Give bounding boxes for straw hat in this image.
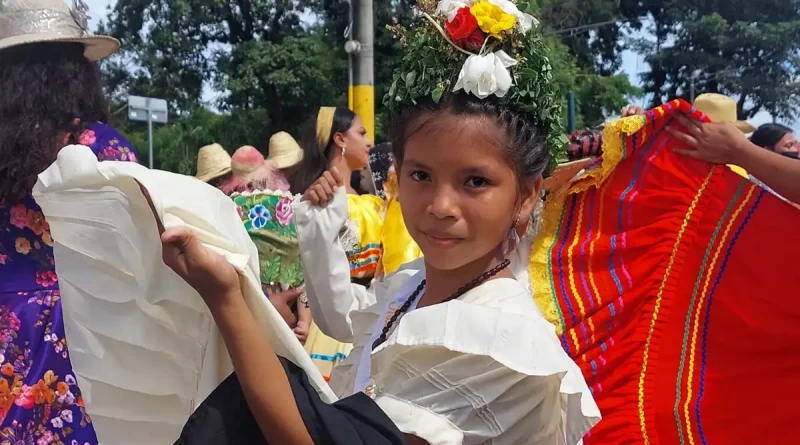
[231,145,265,177]
[196,143,232,183]
[0,0,120,61]
[268,132,304,170]
[693,93,756,133]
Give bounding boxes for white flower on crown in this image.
[436,0,471,21]
[453,50,518,99]
[435,0,538,33]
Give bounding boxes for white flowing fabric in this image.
[32,145,335,445]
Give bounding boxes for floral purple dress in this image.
[0,123,138,445]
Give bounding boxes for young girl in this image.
[164,1,598,443]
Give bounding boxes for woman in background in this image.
[291,107,421,382]
[0,1,137,441]
[749,123,798,158]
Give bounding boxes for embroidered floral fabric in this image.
[231,190,304,288]
[0,122,138,445]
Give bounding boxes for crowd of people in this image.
[0,0,798,444]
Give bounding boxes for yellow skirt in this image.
[304,322,353,382]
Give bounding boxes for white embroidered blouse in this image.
[293,189,601,445]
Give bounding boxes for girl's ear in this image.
[332,131,346,150]
[516,176,543,234]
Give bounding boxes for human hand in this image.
[302,167,345,206]
[666,114,751,165]
[161,227,242,310]
[621,105,645,117]
[267,287,304,328]
[294,320,310,345]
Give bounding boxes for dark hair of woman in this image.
[749,123,793,151]
[389,93,549,187]
[0,42,109,205]
[290,107,357,195]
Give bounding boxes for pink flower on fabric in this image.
[35,270,58,287]
[38,430,56,445]
[99,147,120,161]
[0,254,7,265]
[15,385,34,409]
[9,204,28,229]
[78,130,97,146]
[276,198,294,226]
[129,151,138,163]
[7,313,20,331]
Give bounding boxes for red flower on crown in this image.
[446,7,485,49]
[459,28,487,50]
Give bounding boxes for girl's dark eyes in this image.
[465,176,490,188]
[408,172,490,188]
[409,171,430,181]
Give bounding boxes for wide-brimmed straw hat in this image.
[231,145,265,177]
[196,143,232,183]
[693,93,756,134]
[268,132,304,170]
[0,0,120,61]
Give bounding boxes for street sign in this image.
[127,96,169,168]
[128,96,168,124]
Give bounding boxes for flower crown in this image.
[384,0,566,169]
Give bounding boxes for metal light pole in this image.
[128,96,169,168]
[349,0,375,142]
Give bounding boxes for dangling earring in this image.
[525,198,545,239]
[502,215,521,256]
[341,144,347,158]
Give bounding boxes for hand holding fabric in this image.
[161,227,243,309]
[620,104,645,117]
[667,113,750,165]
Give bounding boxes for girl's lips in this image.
[424,233,463,248]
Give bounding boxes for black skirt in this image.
[175,357,406,445]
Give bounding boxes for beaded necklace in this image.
[371,258,512,351]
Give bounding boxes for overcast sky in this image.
[84,0,793,132]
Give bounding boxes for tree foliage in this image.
[635,0,800,120]
[96,0,648,172]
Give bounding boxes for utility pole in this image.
[350,0,375,142]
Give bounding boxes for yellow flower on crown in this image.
[470,0,517,39]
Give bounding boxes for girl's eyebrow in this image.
[403,159,431,170]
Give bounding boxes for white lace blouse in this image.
[294,189,600,445]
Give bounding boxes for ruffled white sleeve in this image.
[293,188,375,343]
[32,145,336,445]
[370,282,600,445]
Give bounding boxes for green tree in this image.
[99,0,309,114]
[217,32,345,133]
[522,0,643,126]
[636,0,800,120]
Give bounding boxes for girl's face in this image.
[398,113,541,272]
[338,116,372,170]
[774,132,798,155]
